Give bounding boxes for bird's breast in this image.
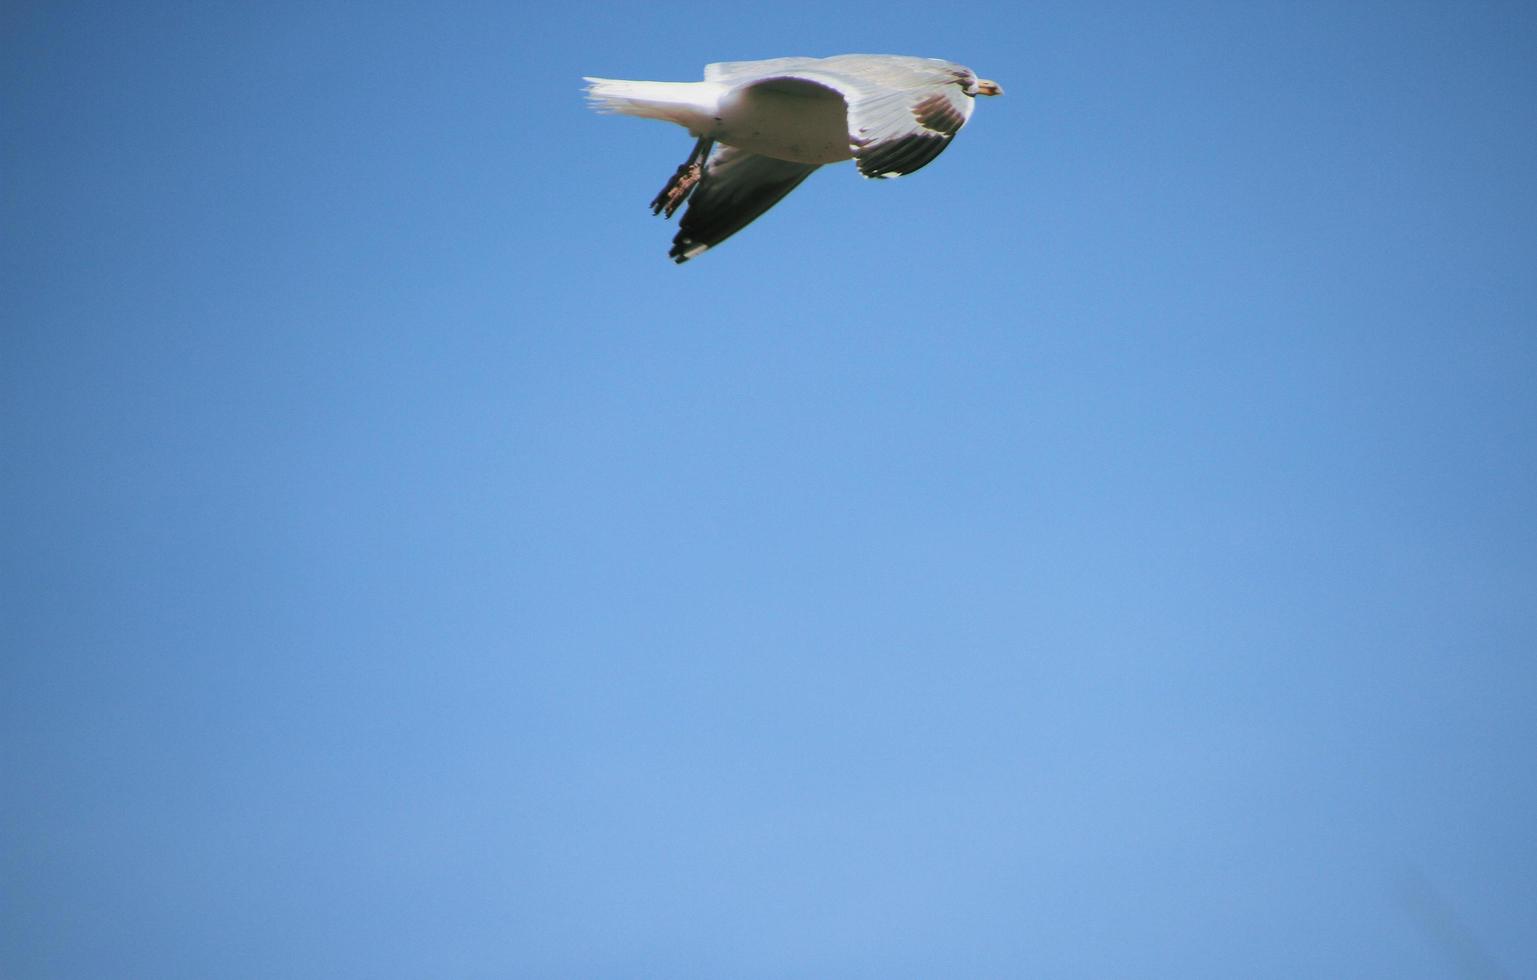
[708,81,854,165]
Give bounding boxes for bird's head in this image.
[972,78,1003,97]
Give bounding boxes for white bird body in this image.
[585,78,856,164]
[584,55,1002,262]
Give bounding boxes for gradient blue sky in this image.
[4,2,1536,976]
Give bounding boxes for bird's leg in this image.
[650,136,713,218]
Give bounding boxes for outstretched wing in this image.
[706,54,977,179]
[669,146,819,263]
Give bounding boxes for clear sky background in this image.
[4,2,1536,976]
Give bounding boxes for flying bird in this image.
[584,55,1003,263]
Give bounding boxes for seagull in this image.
[584,55,1002,263]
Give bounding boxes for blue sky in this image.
[4,1,1535,976]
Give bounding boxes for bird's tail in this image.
[582,77,714,127]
